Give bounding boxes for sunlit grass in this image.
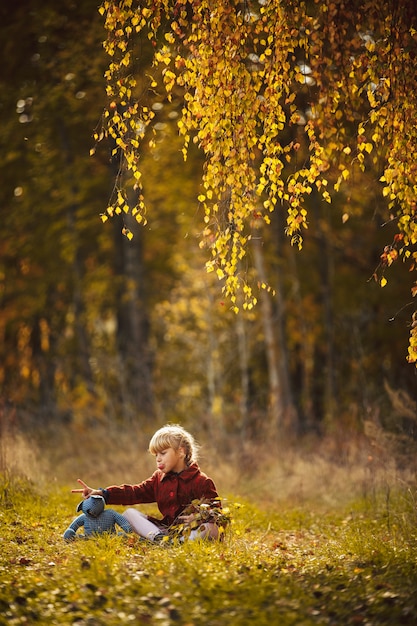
[1,474,417,625]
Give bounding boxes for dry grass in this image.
[2,414,416,513]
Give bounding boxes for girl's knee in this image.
[123,508,135,516]
[122,509,161,539]
[123,508,140,522]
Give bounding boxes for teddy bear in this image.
[63,494,132,540]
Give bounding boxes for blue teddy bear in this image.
[63,495,132,540]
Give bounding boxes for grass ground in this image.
[1,472,417,626]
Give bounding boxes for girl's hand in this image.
[71,478,101,499]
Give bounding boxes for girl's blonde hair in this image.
[148,424,199,465]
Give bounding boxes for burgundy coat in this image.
[103,462,218,527]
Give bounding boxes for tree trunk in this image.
[316,202,336,427]
[288,246,316,432]
[112,211,155,422]
[59,122,95,393]
[30,313,57,420]
[235,308,250,439]
[252,233,297,437]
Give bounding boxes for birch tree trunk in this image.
[252,233,298,437]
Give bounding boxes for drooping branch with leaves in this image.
[96,0,417,364]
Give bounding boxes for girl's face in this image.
[155,447,186,474]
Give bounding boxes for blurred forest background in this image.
[0,0,416,491]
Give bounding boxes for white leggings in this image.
[123,508,219,542]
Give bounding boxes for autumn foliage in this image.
[96,0,417,364]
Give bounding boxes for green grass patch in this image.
[1,475,417,625]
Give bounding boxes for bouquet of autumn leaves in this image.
[168,498,231,541]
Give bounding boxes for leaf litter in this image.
[1,478,417,625]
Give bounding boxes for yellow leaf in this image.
[122,227,133,240]
[216,268,225,280]
[380,277,387,287]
